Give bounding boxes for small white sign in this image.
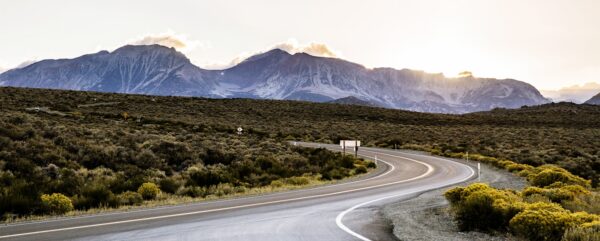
[340,140,361,147]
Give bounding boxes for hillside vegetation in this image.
[0,87,372,219]
[0,87,598,219]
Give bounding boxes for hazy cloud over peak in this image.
[129,31,208,53]
[273,39,340,58]
[16,60,37,69]
[201,39,340,70]
[541,82,600,103]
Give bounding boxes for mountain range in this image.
[0,44,550,113]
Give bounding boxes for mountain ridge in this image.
[0,44,550,113]
[328,96,381,107]
[585,92,600,105]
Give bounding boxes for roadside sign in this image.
[340,140,361,157]
[340,140,360,147]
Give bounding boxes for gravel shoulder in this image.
[382,160,527,241]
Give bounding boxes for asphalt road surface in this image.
[0,143,476,241]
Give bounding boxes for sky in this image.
[1,0,599,92]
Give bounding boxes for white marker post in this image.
[477,163,481,182]
[466,151,469,163]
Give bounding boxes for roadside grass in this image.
[3,165,377,224]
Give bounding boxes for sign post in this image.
[340,140,361,157]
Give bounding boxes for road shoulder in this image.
[382,161,527,241]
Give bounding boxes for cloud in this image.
[200,39,341,70]
[0,59,38,73]
[560,82,600,91]
[128,31,209,53]
[273,39,340,58]
[541,82,600,103]
[200,54,253,70]
[16,60,37,69]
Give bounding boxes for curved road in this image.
[0,143,476,241]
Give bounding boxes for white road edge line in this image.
[335,149,476,241]
[0,151,398,239]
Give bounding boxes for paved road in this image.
[0,143,476,241]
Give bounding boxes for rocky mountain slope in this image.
[0,45,217,96]
[584,92,600,105]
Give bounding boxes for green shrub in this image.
[458,189,522,230]
[523,193,553,204]
[286,176,310,186]
[522,186,545,197]
[497,160,515,169]
[366,161,376,168]
[180,186,205,198]
[270,180,284,188]
[355,165,368,174]
[73,184,117,209]
[159,177,180,194]
[445,187,466,204]
[525,202,570,213]
[509,204,575,241]
[556,185,591,196]
[445,183,523,231]
[40,193,73,214]
[214,183,234,196]
[444,183,491,205]
[518,168,536,178]
[137,182,160,200]
[562,192,600,214]
[529,166,590,188]
[233,185,246,193]
[506,163,534,173]
[117,191,143,206]
[522,186,581,203]
[562,222,600,241]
